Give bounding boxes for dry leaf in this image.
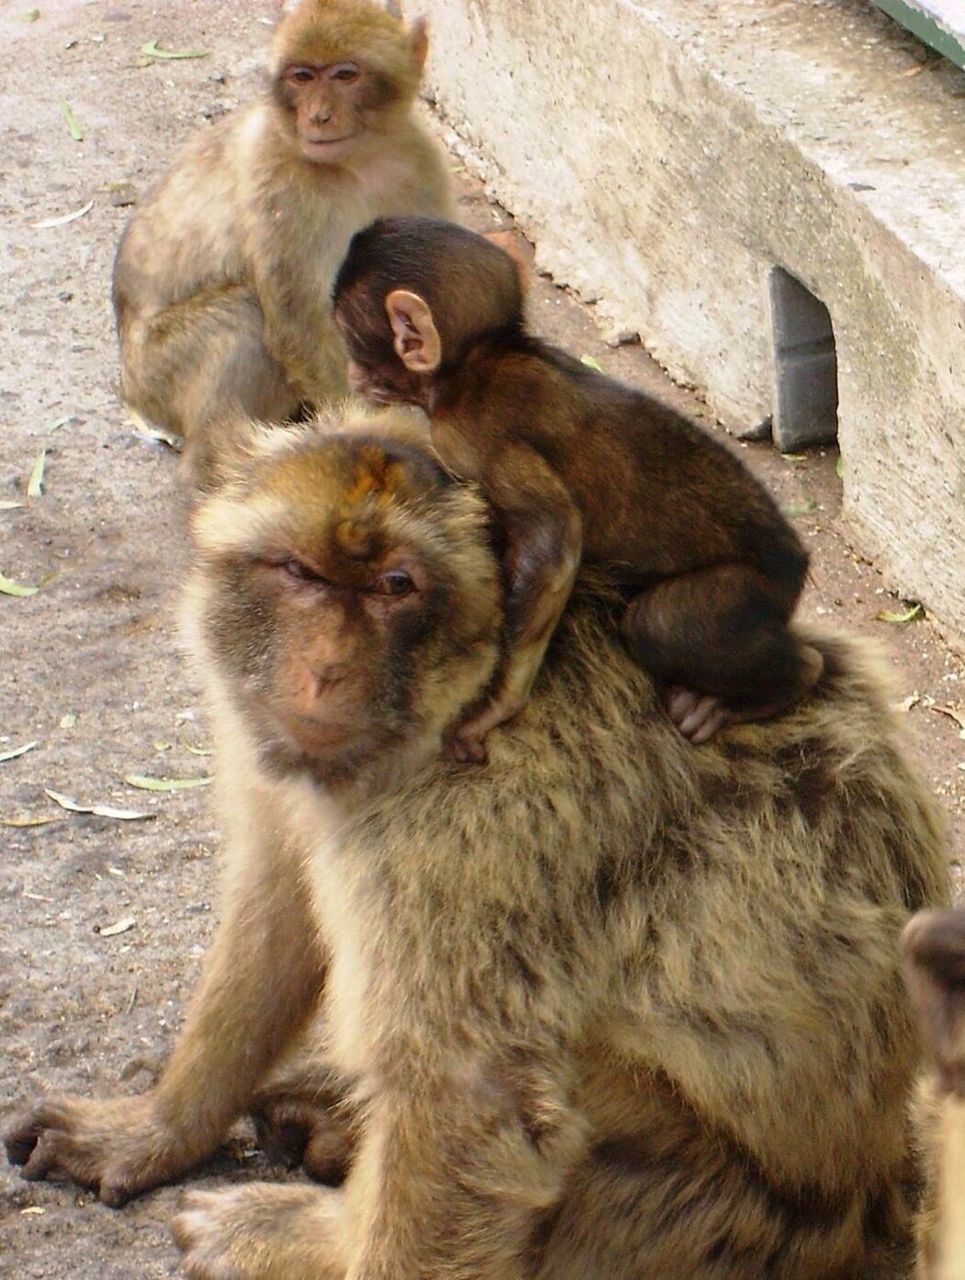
[0,572,39,597]
[32,199,93,229]
[0,501,25,510]
[876,603,922,625]
[59,712,77,728]
[20,1207,45,1216]
[26,448,47,497]
[0,741,39,763]
[20,9,41,21]
[0,815,60,827]
[96,916,136,937]
[893,693,921,713]
[48,414,78,432]
[140,39,209,59]
[932,705,965,734]
[124,773,211,792]
[579,355,604,373]
[44,788,155,821]
[61,101,83,142]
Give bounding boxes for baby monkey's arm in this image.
[450,441,582,763]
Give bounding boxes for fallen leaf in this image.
[0,741,39,763]
[782,499,818,518]
[0,501,24,511]
[31,199,93,230]
[95,915,136,938]
[0,815,60,828]
[59,712,77,729]
[153,740,173,752]
[835,455,844,479]
[20,1207,45,1216]
[932,705,965,733]
[182,740,212,757]
[140,38,209,59]
[0,572,39,597]
[44,788,156,820]
[901,64,925,77]
[20,9,41,21]
[124,773,211,792]
[876,603,923,625]
[781,453,806,463]
[26,448,47,497]
[61,101,83,142]
[579,355,604,373]
[23,890,54,900]
[48,414,78,432]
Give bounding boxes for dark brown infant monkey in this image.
[333,216,822,760]
[113,0,452,488]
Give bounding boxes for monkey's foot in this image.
[251,1089,355,1184]
[4,1092,196,1206]
[447,693,528,765]
[173,1183,346,1280]
[665,687,733,745]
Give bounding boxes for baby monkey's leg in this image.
[622,564,823,744]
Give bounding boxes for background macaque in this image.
[113,0,452,487]
[333,215,822,760]
[903,908,965,1280]
[6,403,949,1279]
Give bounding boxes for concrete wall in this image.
[411,0,965,642]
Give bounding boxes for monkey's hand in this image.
[172,1183,347,1280]
[902,908,965,1096]
[4,1092,198,1206]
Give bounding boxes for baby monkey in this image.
[333,216,822,759]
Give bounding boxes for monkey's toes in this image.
[665,687,730,744]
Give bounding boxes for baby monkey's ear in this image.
[483,230,532,297]
[385,290,442,373]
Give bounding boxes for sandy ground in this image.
[1,1,963,1275]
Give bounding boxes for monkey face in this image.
[188,418,502,784]
[274,61,405,164]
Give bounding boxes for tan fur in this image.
[112,0,452,488]
[6,406,950,1278]
[903,910,965,1279]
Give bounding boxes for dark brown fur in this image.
[333,216,823,758]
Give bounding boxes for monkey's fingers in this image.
[446,729,488,766]
[252,1095,352,1183]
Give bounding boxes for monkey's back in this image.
[308,596,946,1277]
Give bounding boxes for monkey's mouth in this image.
[301,135,358,159]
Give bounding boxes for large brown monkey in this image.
[903,909,965,1279]
[333,216,823,760]
[5,404,950,1279]
[112,0,452,487]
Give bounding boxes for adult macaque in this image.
[903,909,965,1280]
[6,405,949,1279]
[113,0,452,487]
[333,215,822,760]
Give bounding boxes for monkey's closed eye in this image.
[331,63,361,83]
[287,66,316,84]
[372,569,415,597]
[281,558,326,584]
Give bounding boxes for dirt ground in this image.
[1,1,963,1275]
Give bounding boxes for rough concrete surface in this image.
[411,0,965,642]
[0,2,964,1277]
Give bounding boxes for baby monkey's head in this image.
[333,215,527,408]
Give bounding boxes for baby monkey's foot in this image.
[665,687,733,745]
[447,692,528,765]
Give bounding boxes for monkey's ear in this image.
[385,289,441,373]
[408,17,429,70]
[484,230,531,297]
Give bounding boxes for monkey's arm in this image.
[5,774,326,1205]
[450,440,583,761]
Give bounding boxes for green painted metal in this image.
[873,0,965,71]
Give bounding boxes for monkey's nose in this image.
[303,663,349,700]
